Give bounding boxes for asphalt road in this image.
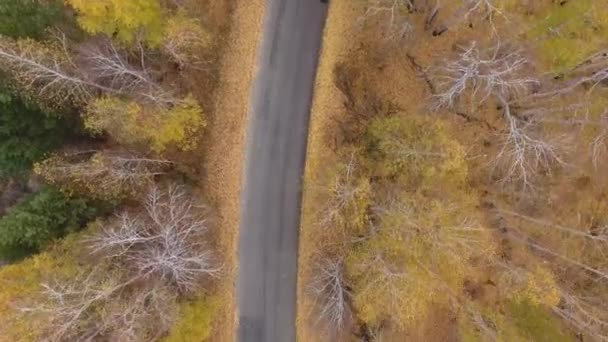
[236,0,328,341]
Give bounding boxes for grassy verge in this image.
[197,0,264,340]
[296,1,362,341]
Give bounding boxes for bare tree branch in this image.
[360,0,414,40]
[89,185,222,293]
[310,258,351,331]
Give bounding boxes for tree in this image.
[35,150,173,199]
[88,185,221,293]
[0,233,83,341]
[65,0,166,46]
[0,88,71,177]
[163,15,211,69]
[432,42,567,191]
[0,187,103,260]
[24,185,220,341]
[364,115,468,191]
[0,0,64,39]
[84,95,205,152]
[31,271,176,342]
[0,36,206,153]
[310,257,351,331]
[314,115,496,330]
[0,36,93,107]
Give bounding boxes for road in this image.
[236,0,328,341]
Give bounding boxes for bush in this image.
[0,187,104,260]
[0,89,71,177]
[0,0,64,39]
[507,299,574,342]
[162,295,220,342]
[364,115,468,192]
[85,95,205,153]
[528,0,608,72]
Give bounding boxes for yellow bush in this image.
[85,95,205,153]
[162,295,220,342]
[364,115,468,192]
[527,0,608,73]
[164,14,211,67]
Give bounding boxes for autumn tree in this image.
[0,36,93,107]
[25,185,219,341]
[35,150,173,199]
[163,14,211,69]
[66,0,166,46]
[84,95,205,152]
[432,42,569,191]
[0,36,206,153]
[312,115,496,330]
[310,257,351,331]
[0,233,84,341]
[361,0,414,39]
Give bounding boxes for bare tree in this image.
[89,185,221,293]
[0,35,177,109]
[101,282,176,341]
[79,39,176,107]
[310,258,351,331]
[23,185,218,341]
[432,42,538,109]
[360,0,415,39]
[432,43,570,191]
[553,291,608,342]
[25,271,175,342]
[319,154,365,227]
[492,100,567,192]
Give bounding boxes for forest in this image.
[299,0,608,341]
[0,0,260,340]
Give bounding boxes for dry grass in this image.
[194,0,264,341]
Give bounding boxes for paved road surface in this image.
[236,0,328,341]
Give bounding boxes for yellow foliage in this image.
[0,233,83,341]
[344,115,494,329]
[84,95,205,153]
[162,295,220,342]
[164,14,211,67]
[499,264,561,308]
[518,266,561,307]
[66,0,165,46]
[364,115,469,192]
[526,0,608,72]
